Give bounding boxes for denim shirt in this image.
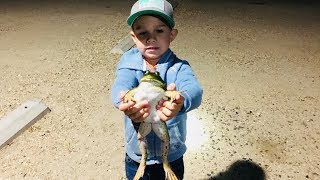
[111,48,203,164]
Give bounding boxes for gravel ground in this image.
[0,0,319,179]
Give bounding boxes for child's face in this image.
[130,15,178,63]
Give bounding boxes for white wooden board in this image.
[110,34,135,54]
[0,99,50,149]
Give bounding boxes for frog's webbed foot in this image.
[164,90,183,103]
[133,166,145,180]
[123,88,137,103]
[163,163,178,180]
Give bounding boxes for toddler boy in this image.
[111,0,203,179]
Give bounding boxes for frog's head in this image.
[140,71,166,89]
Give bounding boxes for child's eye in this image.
[156,29,164,33]
[139,31,147,36]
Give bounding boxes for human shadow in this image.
[207,159,266,180]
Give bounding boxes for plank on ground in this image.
[0,99,50,150]
[110,34,135,54]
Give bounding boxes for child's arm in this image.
[157,62,203,121]
[175,64,203,113]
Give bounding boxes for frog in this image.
[123,71,181,180]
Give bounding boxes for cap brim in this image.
[127,10,174,28]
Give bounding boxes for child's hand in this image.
[118,91,150,123]
[157,83,184,122]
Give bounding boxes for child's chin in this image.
[145,49,159,54]
[144,53,161,60]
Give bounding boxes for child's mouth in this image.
[146,46,159,51]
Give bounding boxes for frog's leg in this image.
[133,122,152,180]
[152,122,178,180]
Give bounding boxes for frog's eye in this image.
[155,71,160,76]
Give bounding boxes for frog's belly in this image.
[134,83,164,123]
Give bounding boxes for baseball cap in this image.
[127,0,175,28]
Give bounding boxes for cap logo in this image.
[139,0,165,10]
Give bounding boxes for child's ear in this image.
[130,31,137,43]
[170,29,178,42]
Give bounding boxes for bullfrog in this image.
[123,71,181,180]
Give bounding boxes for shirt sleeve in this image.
[175,62,203,114]
[111,68,138,108]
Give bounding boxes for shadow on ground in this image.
[207,159,266,180]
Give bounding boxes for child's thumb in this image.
[167,83,176,91]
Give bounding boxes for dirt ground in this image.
[0,0,319,179]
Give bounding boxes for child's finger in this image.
[129,108,148,122]
[157,99,165,107]
[174,94,184,104]
[160,106,175,117]
[162,101,175,111]
[119,91,127,99]
[126,100,150,122]
[132,108,150,123]
[119,101,135,111]
[167,83,176,91]
[127,100,148,114]
[157,109,170,122]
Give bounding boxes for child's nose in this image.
[146,34,156,43]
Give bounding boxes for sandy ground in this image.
[0,0,319,179]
